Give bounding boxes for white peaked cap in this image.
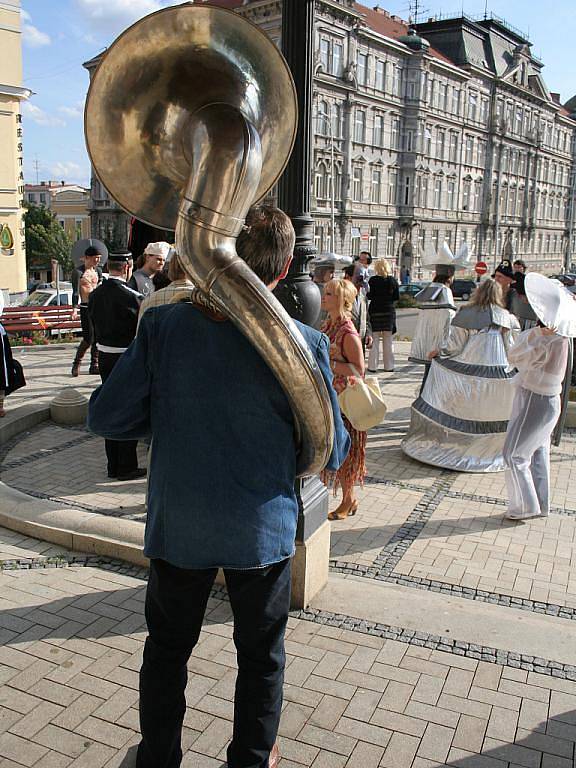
[453,241,474,269]
[422,241,472,270]
[525,273,576,338]
[144,241,171,258]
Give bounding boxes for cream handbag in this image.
[337,365,387,431]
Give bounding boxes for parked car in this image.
[18,283,74,307]
[452,279,476,301]
[549,274,576,287]
[398,282,426,299]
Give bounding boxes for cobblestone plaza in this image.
[0,343,575,766]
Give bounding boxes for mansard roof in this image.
[354,4,455,66]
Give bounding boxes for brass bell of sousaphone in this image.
[84,3,334,476]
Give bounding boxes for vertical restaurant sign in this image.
[17,112,25,254]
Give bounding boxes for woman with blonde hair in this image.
[320,278,366,519]
[402,277,520,472]
[367,259,399,372]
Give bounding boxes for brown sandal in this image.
[328,500,358,521]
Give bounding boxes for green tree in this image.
[24,204,74,277]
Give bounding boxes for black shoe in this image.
[117,468,147,481]
[367,369,377,373]
[107,471,118,479]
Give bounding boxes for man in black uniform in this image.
[88,252,146,481]
[71,245,104,376]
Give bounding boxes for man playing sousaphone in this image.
[85,6,350,765]
[88,206,349,767]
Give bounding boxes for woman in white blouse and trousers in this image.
[503,274,576,520]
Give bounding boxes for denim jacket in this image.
[88,303,350,569]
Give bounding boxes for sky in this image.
[19,0,576,189]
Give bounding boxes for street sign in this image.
[475,261,488,276]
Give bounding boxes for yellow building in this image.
[0,0,30,299]
[51,186,91,242]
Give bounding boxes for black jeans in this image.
[99,351,139,477]
[137,557,291,768]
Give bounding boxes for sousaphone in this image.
[84,3,334,476]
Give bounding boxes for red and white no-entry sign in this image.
[475,261,488,276]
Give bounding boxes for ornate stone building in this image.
[83,0,576,275]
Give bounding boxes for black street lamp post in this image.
[275,0,320,328]
[275,0,330,592]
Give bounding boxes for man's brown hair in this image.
[236,206,295,285]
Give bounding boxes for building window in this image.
[439,82,447,111]
[451,88,461,115]
[357,52,368,86]
[477,140,486,168]
[388,169,398,204]
[462,179,471,211]
[386,226,395,255]
[449,132,458,163]
[59,219,65,228]
[332,41,343,76]
[353,166,363,201]
[371,168,382,203]
[320,38,330,72]
[432,228,439,251]
[370,227,379,255]
[468,91,477,121]
[403,174,412,205]
[423,125,432,157]
[447,179,456,209]
[407,75,418,100]
[373,114,384,147]
[28,193,36,203]
[418,175,429,208]
[316,100,329,135]
[391,117,400,149]
[39,193,46,204]
[515,106,523,135]
[474,181,482,212]
[375,59,385,91]
[480,98,489,124]
[354,110,366,143]
[436,129,446,160]
[75,219,82,239]
[393,65,402,97]
[315,163,328,200]
[332,102,343,138]
[404,129,414,152]
[433,176,443,209]
[465,135,474,165]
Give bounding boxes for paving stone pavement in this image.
[2,344,576,765]
[0,527,575,768]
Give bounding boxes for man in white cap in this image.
[128,242,170,298]
[137,247,195,328]
[503,274,576,520]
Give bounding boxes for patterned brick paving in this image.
[0,528,574,768]
[2,346,576,765]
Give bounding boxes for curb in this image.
[0,403,51,447]
[0,482,147,568]
[0,404,148,568]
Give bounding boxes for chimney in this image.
[551,92,561,105]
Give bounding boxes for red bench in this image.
[1,305,82,336]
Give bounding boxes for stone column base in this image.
[215,519,331,610]
[291,519,330,609]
